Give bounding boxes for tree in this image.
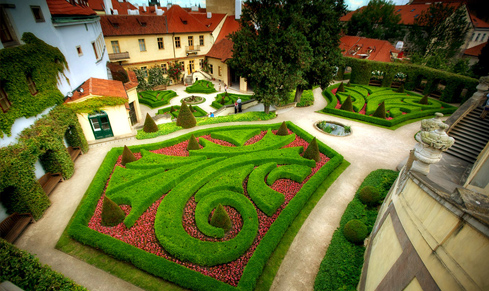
[472,42,489,77]
[346,0,402,41]
[132,68,151,91]
[147,66,170,89]
[229,0,313,114]
[407,3,470,64]
[294,0,346,103]
[176,102,196,128]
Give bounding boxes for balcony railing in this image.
[186,45,200,53]
[108,51,130,61]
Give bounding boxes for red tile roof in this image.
[165,5,212,33]
[207,38,234,62]
[124,70,138,90]
[47,0,96,16]
[340,36,399,62]
[469,13,489,28]
[216,16,240,43]
[464,42,487,56]
[64,78,128,103]
[190,13,227,32]
[87,0,137,14]
[100,15,168,36]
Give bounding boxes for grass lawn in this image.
[138,90,178,108]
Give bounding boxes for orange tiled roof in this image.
[64,78,128,103]
[207,38,234,62]
[216,16,240,43]
[165,5,212,33]
[340,36,399,62]
[469,13,489,28]
[47,0,96,16]
[124,70,138,90]
[87,0,137,14]
[100,15,168,36]
[190,13,227,32]
[464,42,487,56]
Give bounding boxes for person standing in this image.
[225,84,228,93]
[237,97,242,112]
[234,101,238,114]
[481,93,489,120]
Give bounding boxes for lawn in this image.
[63,122,345,291]
[211,93,254,109]
[281,89,314,107]
[138,90,178,108]
[321,83,457,127]
[157,105,207,118]
[185,80,217,94]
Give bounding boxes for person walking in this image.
[237,97,242,112]
[481,93,489,120]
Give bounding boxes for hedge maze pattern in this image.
[138,90,177,108]
[68,123,343,291]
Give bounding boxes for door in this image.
[189,60,194,74]
[129,102,137,125]
[89,111,113,139]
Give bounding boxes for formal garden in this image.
[138,90,178,108]
[157,105,208,118]
[211,93,254,109]
[60,122,345,291]
[186,80,217,94]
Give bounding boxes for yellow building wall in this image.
[77,104,132,143]
[126,87,141,123]
[207,57,229,85]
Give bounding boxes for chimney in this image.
[143,4,146,12]
[207,12,212,19]
[235,0,241,19]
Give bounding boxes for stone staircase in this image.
[446,106,489,164]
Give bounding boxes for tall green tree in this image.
[346,0,402,41]
[294,0,346,102]
[407,3,470,65]
[229,0,313,113]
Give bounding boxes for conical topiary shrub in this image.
[303,137,321,162]
[419,94,429,105]
[337,82,345,92]
[187,134,200,150]
[358,186,381,207]
[346,81,351,87]
[397,84,405,93]
[121,145,137,166]
[176,101,197,129]
[143,113,158,133]
[188,104,195,112]
[170,106,175,112]
[343,219,368,244]
[373,101,386,119]
[210,204,232,232]
[221,96,225,105]
[276,122,289,136]
[101,196,125,226]
[340,95,353,112]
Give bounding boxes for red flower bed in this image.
[88,131,329,286]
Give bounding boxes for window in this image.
[209,64,213,74]
[475,33,481,41]
[111,41,120,53]
[218,66,222,76]
[141,66,148,78]
[482,34,487,42]
[199,59,204,69]
[0,86,11,112]
[26,75,37,95]
[188,36,193,46]
[91,33,105,61]
[92,42,98,59]
[199,35,204,46]
[161,63,167,74]
[139,39,146,51]
[157,37,164,49]
[76,46,83,56]
[0,7,18,47]
[175,36,181,48]
[30,6,45,22]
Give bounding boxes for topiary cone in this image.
[210,204,232,232]
[419,94,429,105]
[337,82,345,92]
[397,84,405,93]
[343,219,368,244]
[346,81,351,87]
[303,137,321,162]
[340,95,354,112]
[187,134,200,150]
[101,196,125,226]
[373,101,386,119]
[121,145,137,166]
[176,101,196,128]
[276,122,289,136]
[143,113,158,133]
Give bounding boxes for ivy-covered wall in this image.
[0,33,68,138]
[339,58,478,103]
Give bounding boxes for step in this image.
[449,127,489,141]
[448,133,487,149]
[461,116,489,128]
[445,149,476,164]
[448,142,481,157]
[455,120,489,133]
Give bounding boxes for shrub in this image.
[358,186,381,207]
[143,113,158,133]
[303,137,320,162]
[210,204,232,232]
[187,134,200,150]
[176,102,196,129]
[276,121,288,136]
[337,82,345,92]
[346,81,351,87]
[397,84,405,93]
[101,196,125,226]
[343,219,368,244]
[372,101,386,119]
[121,145,137,166]
[419,94,429,104]
[340,95,354,112]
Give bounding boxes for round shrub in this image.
[101,196,125,226]
[343,219,368,244]
[358,186,381,206]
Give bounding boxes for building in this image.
[463,41,487,66]
[339,35,400,62]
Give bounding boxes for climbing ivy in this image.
[0,33,67,138]
[66,96,128,114]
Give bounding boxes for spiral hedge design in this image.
[67,122,344,291]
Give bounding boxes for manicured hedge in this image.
[157,105,207,118]
[211,93,254,109]
[247,162,285,216]
[314,169,398,291]
[211,129,261,146]
[185,80,217,94]
[0,239,87,291]
[267,164,312,185]
[67,122,344,291]
[138,90,177,108]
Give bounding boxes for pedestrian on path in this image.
[225,84,228,93]
[234,101,238,114]
[480,93,489,119]
[237,97,242,112]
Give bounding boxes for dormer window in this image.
[0,86,11,112]
[26,75,38,95]
[410,9,415,12]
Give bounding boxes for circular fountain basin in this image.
[315,121,352,137]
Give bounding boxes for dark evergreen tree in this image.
[101,196,125,226]
[472,42,489,77]
[187,134,200,150]
[373,101,386,119]
[276,122,289,136]
[303,137,321,162]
